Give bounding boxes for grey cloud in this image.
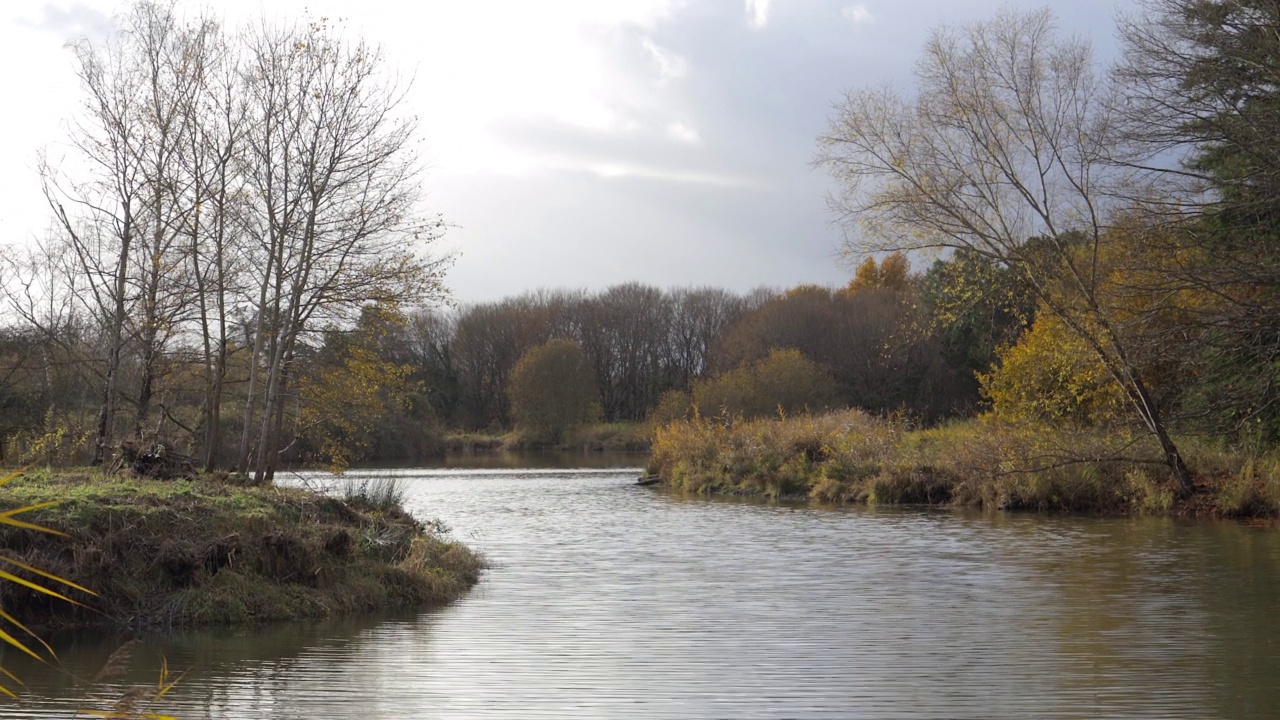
[440,0,1141,302]
[434,161,847,304]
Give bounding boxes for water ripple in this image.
[5,468,1279,719]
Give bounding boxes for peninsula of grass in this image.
[648,410,1280,518]
[0,470,483,630]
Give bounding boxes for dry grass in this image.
[649,409,1276,516]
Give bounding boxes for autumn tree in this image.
[451,296,560,429]
[694,348,839,419]
[296,303,427,469]
[980,313,1128,427]
[1115,0,1280,439]
[816,8,1196,494]
[711,284,964,417]
[507,339,600,444]
[846,252,910,294]
[237,18,447,482]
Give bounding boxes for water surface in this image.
[5,467,1279,719]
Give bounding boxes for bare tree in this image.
[668,287,746,388]
[237,18,447,482]
[41,1,215,464]
[816,8,1195,494]
[177,19,247,469]
[573,284,672,422]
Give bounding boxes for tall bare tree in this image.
[816,8,1195,493]
[41,1,216,463]
[237,19,446,482]
[177,19,247,469]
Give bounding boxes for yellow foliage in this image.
[300,345,418,470]
[979,312,1127,427]
[846,251,911,294]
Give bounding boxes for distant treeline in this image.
[407,257,1020,432]
[0,248,1031,468]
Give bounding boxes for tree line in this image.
[8,0,1275,487]
[0,251,1023,468]
[409,269,1001,436]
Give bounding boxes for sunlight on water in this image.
[5,468,1279,719]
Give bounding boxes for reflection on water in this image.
[5,468,1280,719]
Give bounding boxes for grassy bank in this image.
[0,470,484,629]
[649,410,1280,517]
[445,422,650,454]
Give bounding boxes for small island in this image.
[0,469,482,630]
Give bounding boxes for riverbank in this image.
[648,410,1280,518]
[445,422,650,454]
[0,470,484,629]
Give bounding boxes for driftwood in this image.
[636,475,662,487]
[116,441,198,480]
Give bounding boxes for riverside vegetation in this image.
[0,470,483,630]
[642,2,1280,518]
[648,410,1280,517]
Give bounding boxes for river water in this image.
[5,465,1280,719]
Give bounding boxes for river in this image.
[5,464,1280,719]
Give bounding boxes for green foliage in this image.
[1117,0,1280,444]
[507,339,601,444]
[693,348,839,419]
[921,249,1035,380]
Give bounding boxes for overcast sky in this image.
[0,0,1133,303]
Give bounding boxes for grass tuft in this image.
[340,475,407,514]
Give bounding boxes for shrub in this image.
[979,312,1127,427]
[693,348,839,419]
[507,339,601,443]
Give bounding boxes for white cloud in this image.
[573,161,754,187]
[843,4,874,24]
[642,38,687,84]
[745,0,770,29]
[665,121,700,144]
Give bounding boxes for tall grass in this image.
[340,475,407,514]
[649,409,1275,516]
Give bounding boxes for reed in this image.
[649,410,1280,517]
